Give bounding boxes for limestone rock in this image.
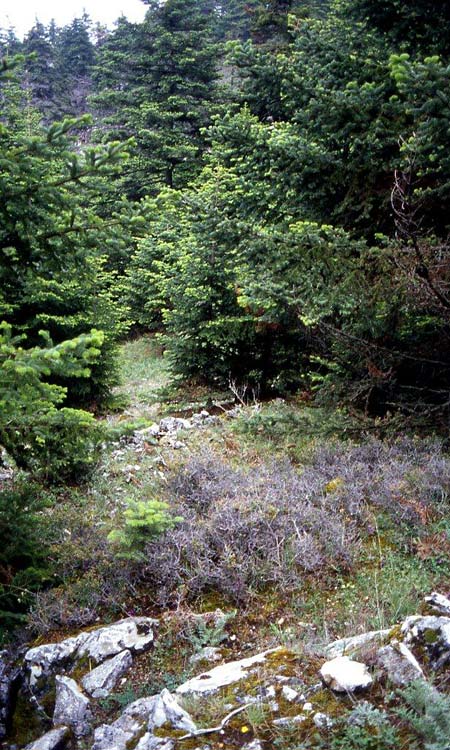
[281,685,299,702]
[81,649,133,698]
[273,715,306,727]
[137,424,161,438]
[24,727,70,750]
[176,648,281,696]
[313,712,334,729]
[25,634,86,681]
[189,647,222,666]
[376,641,424,686]
[147,688,197,733]
[78,617,157,662]
[401,615,450,667]
[25,617,157,680]
[136,738,175,750]
[324,629,390,659]
[424,592,450,616]
[401,615,450,647]
[92,696,155,750]
[159,417,191,433]
[53,676,91,737]
[242,741,263,750]
[320,656,373,692]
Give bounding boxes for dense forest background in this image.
[1,0,450,632]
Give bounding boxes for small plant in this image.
[397,680,450,750]
[184,610,236,652]
[108,498,183,561]
[326,704,399,750]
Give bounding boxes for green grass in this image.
[113,335,171,417]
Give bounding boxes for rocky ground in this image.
[2,592,450,749]
[2,337,450,749]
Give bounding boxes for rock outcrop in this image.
[4,594,450,749]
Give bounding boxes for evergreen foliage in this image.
[0,482,52,634]
[108,498,183,561]
[91,0,220,198]
[0,59,138,478]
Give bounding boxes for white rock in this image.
[273,715,306,727]
[136,738,175,750]
[281,686,299,702]
[324,630,390,659]
[159,417,191,433]
[320,656,373,692]
[176,648,281,696]
[242,741,263,750]
[424,592,450,616]
[189,647,222,666]
[302,702,313,712]
[137,424,161,438]
[78,617,157,662]
[313,712,334,729]
[25,634,87,676]
[401,615,450,649]
[53,676,91,737]
[147,689,196,733]
[376,641,424,686]
[24,727,70,750]
[81,649,133,698]
[92,697,155,750]
[25,618,157,678]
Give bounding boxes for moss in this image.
[7,691,47,747]
[423,628,440,644]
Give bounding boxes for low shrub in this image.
[140,436,450,607]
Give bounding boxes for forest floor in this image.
[12,335,450,748]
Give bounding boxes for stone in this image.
[137,424,161,438]
[273,715,306,727]
[136,738,175,750]
[159,417,191,433]
[53,676,91,737]
[281,685,299,702]
[81,649,133,698]
[376,641,424,686]
[313,712,334,729]
[25,617,157,679]
[176,648,281,696]
[75,617,157,662]
[401,615,450,666]
[25,634,86,680]
[24,727,70,750]
[92,696,155,750]
[147,689,197,733]
[424,592,450,616]
[189,647,223,666]
[242,741,263,750]
[320,656,373,692]
[324,630,390,659]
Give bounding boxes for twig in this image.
[177,704,248,741]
